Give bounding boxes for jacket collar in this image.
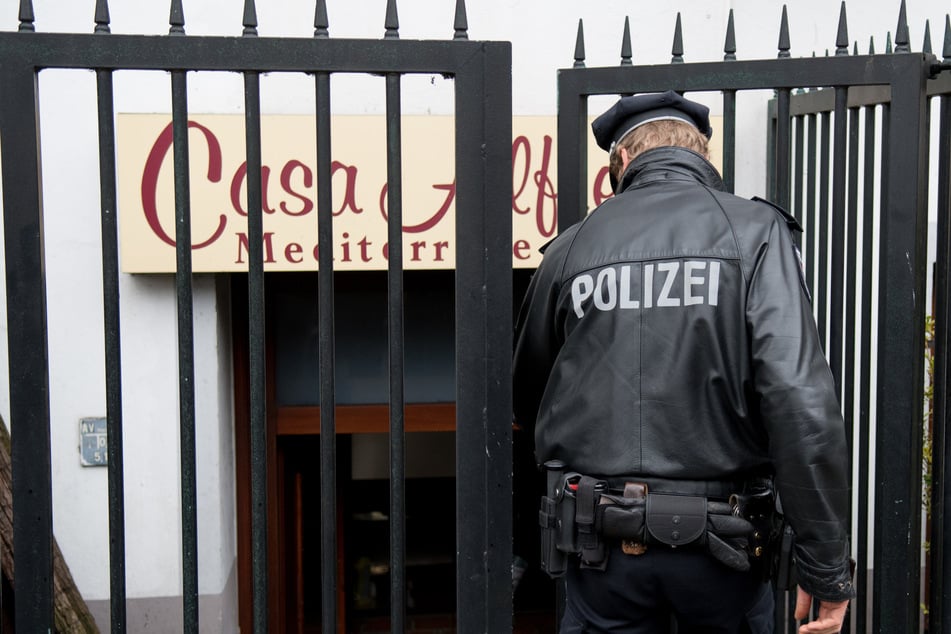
[616,146,725,194]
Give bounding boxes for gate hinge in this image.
[930,61,951,78]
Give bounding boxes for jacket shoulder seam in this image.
[700,185,750,285]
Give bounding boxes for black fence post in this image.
[0,62,54,634]
[872,52,930,633]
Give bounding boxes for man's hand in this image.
[795,587,849,634]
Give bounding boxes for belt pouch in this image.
[575,476,607,569]
[599,504,646,540]
[645,493,706,548]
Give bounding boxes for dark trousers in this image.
[561,545,773,634]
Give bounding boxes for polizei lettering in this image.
[571,260,721,318]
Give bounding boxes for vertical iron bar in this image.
[805,113,818,301]
[0,64,53,634]
[96,65,127,634]
[775,89,791,211]
[557,80,587,231]
[484,41,515,634]
[315,69,338,634]
[720,7,735,193]
[829,87,848,395]
[454,43,513,634]
[793,114,804,242]
[932,80,951,634]
[385,71,406,634]
[855,101,877,634]
[243,68,268,634]
[170,68,199,634]
[842,104,860,562]
[872,56,929,634]
[722,90,736,193]
[817,111,832,349]
[767,103,777,202]
[873,96,890,630]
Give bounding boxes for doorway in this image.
[233,269,554,632]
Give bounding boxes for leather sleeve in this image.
[746,216,855,602]
[512,240,567,434]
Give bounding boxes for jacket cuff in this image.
[794,555,855,602]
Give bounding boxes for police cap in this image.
[591,90,713,154]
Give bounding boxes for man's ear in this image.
[618,146,632,173]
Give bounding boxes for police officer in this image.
[513,91,853,633]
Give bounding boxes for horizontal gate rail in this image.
[0,1,512,632]
[0,33,499,73]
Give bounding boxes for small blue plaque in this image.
[80,417,108,467]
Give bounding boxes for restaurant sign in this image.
[117,114,720,272]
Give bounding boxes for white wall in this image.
[0,0,947,630]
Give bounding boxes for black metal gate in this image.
[0,0,512,632]
[557,4,950,633]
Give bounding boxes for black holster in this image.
[539,462,610,575]
[538,460,576,576]
[730,484,787,582]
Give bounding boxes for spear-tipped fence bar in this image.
[169,68,200,634]
[385,70,407,634]
[314,0,329,37]
[0,2,511,632]
[724,10,736,62]
[671,13,684,63]
[454,0,468,40]
[169,0,185,35]
[836,2,850,56]
[94,0,110,33]
[96,63,128,634]
[313,63,337,634]
[778,6,791,58]
[620,17,632,66]
[243,66,267,634]
[574,19,585,69]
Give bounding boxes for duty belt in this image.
[600,475,766,501]
[538,460,781,579]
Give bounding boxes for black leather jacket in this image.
[513,146,854,601]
